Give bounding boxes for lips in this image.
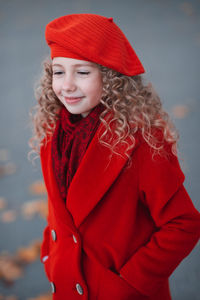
[63,96,84,104]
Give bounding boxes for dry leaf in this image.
[0,149,10,162]
[27,293,52,300]
[180,2,195,16]
[17,240,41,263]
[0,163,16,177]
[0,197,6,211]
[1,210,17,223]
[0,253,23,283]
[171,105,190,119]
[29,181,47,195]
[0,241,42,285]
[21,199,48,220]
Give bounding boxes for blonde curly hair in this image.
[29,56,178,162]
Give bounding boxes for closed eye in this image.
[77,71,90,75]
[53,71,64,75]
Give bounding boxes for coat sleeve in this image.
[40,141,51,264]
[40,223,50,263]
[120,142,200,296]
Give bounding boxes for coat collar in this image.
[42,117,140,229]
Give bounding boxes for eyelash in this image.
[53,71,90,75]
[77,71,90,75]
[53,71,63,75]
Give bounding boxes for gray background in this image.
[0,0,200,299]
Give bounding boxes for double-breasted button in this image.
[42,255,49,263]
[50,282,56,293]
[72,234,78,244]
[76,283,84,295]
[51,229,57,241]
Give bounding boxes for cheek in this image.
[52,80,60,96]
[95,81,103,99]
[89,77,103,98]
[96,74,103,95]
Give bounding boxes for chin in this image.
[63,106,84,116]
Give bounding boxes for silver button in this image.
[42,255,49,263]
[50,281,56,293]
[76,283,83,295]
[51,229,57,241]
[72,234,78,244]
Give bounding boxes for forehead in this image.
[52,57,96,67]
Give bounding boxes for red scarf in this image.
[51,103,104,201]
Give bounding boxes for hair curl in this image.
[29,56,179,162]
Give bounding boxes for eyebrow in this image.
[52,63,95,67]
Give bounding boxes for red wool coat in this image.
[40,122,200,300]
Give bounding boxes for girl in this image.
[30,14,200,300]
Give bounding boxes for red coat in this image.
[40,122,200,300]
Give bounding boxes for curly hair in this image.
[29,56,179,162]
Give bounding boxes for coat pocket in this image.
[98,266,147,300]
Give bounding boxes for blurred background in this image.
[0,0,200,299]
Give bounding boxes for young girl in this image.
[30,14,200,300]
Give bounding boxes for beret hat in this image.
[45,13,145,76]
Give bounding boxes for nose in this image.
[62,74,76,92]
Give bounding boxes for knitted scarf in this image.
[51,103,104,201]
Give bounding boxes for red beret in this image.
[45,14,145,76]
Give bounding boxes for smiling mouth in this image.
[63,96,84,104]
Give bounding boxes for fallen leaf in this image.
[27,293,52,300]
[0,253,23,283]
[180,2,195,16]
[29,181,47,195]
[0,149,10,162]
[0,197,6,211]
[1,210,17,223]
[17,240,41,263]
[0,163,16,177]
[0,241,42,285]
[21,199,48,220]
[171,105,190,119]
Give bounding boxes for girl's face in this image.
[52,57,103,117]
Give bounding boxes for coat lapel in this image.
[42,115,140,230]
[66,122,139,228]
[41,137,76,231]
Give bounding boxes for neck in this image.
[81,111,90,118]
